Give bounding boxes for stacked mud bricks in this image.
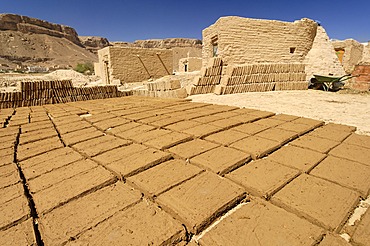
[217,63,307,94]
[134,79,187,98]
[0,80,130,109]
[190,57,223,95]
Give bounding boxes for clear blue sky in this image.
[2,0,369,43]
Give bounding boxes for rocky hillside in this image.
[79,36,110,54]
[0,14,104,71]
[112,38,202,49]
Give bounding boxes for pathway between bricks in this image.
[0,96,369,245]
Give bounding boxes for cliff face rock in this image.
[0,13,82,46]
[112,38,202,49]
[79,36,110,54]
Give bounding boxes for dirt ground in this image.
[189,90,370,136]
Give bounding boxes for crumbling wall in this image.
[304,26,345,80]
[361,42,370,65]
[202,16,317,67]
[332,39,364,73]
[178,57,202,72]
[100,47,173,84]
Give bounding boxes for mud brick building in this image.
[97,47,173,85]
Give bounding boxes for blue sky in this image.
[1,0,369,43]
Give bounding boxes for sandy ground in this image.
[188,90,370,136]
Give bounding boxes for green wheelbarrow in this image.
[309,74,358,91]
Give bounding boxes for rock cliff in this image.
[112,38,202,49]
[79,36,110,54]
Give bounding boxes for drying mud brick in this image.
[148,116,184,128]
[306,126,352,142]
[168,139,219,159]
[329,143,370,166]
[181,123,223,138]
[66,201,186,245]
[93,117,130,131]
[165,120,202,132]
[193,114,223,124]
[93,143,148,165]
[83,112,116,124]
[28,159,98,194]
[318,233,353,246]
[129,129,171,143]
[321,123,356,133]
[255,128,298,145]
[248,110,275,118]
[56,120,92,135]
[0,219,36,246]
[351,209,370,246]
[20,147,83,180]
[19,127,58,145]
[0,183,26,204]
[21,120,54,133]
[39,182,142,246]
[127,159,203,197]
[156,171,246,234]
[61,127,105,146]
[144,131,192,150]
[72,135,131,157]
[226,159,300,199]
[343,133,370,149]
[0,195,30,230]
[271,174,360,231]
[291,117,324,128]
[112,124,156,140]
[104,148,172,178]
[290,135,340,153]
[205,129,250,146]
[254,118,285,127]
[268,145,326,172]
[17,136,64,161]
[191,146,250,175]
[208,118,243,129]
[0,163,19,188]
[310,156,370,197]
[33,166,116,215]
[269,113,299,122]
[230,136,281,160]
[276,121,317,135]
[232,123,271,135]
[199,199,324,246]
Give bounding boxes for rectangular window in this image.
[211,35,218,57]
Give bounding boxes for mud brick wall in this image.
[189,57,223,95]
[173,47,202,72]
[202,17,317,67]
[0,80,130,109]
[98,47,173,84]
[178,57,202,72]
[350,65,370,91]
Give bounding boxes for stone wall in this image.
[0,14,82,46]
[332,39,364,73]
[304,27,345,80]
[98,47,173,84]
[178,57,202,72]
[202,16,317,67]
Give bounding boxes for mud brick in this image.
[230,136,281,160]
[0,153,13,167]
[199,199,323,246]
[62,127,104,146]
[192,114,223,124]
[269,113,299,122]
[124,111,157,121]
[19,128,58,145]
[329,143,370,166]
[256,128,298,145]
[33,166,115,215]
[182,124,223,138]
[105,148,172,178]
[93,117,130,131]
[277,121,319,136]
[209,118,243,129]
[93,144,148,165]
[17,136,64,161]
[228,114,263,123]
[211,111,240,119]
[52,115,84,125]
[254,118,285,127]
[191,146,250,175]
[127,159,203,197]
[318,233,352,246]
[0,195,30,230]
[0,183,24,204]
[290,135,340,153]
[321,123,356,133]
[56,121,92,135]
[66,201,186,245]
[20,147,83,180]
[0,219,36,245]
[156,171,246,234]
[351,209,370,246]
[306,126,352,142]
[165,120,203,132]
[232,123,271,135]
[21,120,54,133]
[83,112,116,124]
[268,145,326,172]
[343,133,370,149]
[112,124,156,139]
[0,127,19,138]
[105,121,142,134]
[72,135,131,157]
[271,174,360,231]
[149,116,184,127]
[310,156,370,197]
[248,110,275,118]
[39,183,142,246]
[144,131,192,150]
[168,139,219,159]
[0,163,19,188]
[205,129,249,146]
[138,114,170,124]
[291,117,324,128]
[129,129,171,143]
[227,159,300,199]
[28,159,98,194]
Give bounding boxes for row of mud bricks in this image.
[133,79,187,98]
[190,58,308,95]
[0,80,130,109]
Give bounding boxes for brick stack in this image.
[216,63,307,95]
[133,79,188,98]
[0,92,23,109]
[189,57,223,95]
